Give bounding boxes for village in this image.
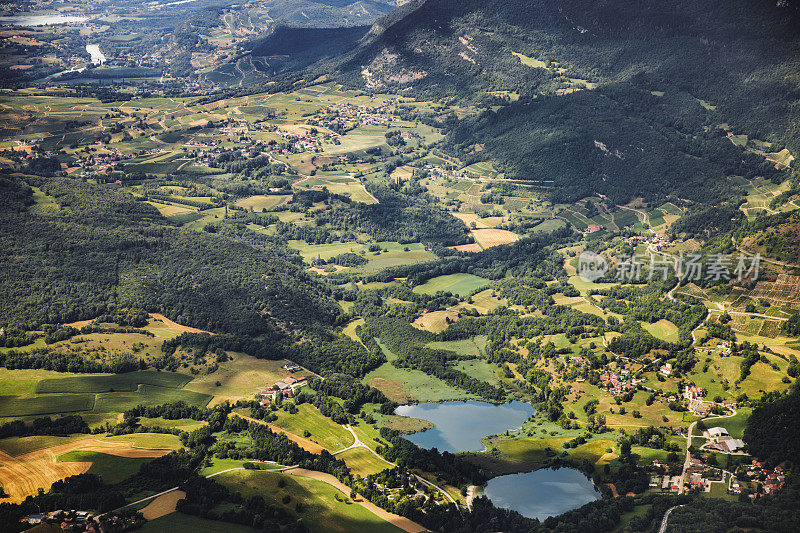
[256,362,310,407]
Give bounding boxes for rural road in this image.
[658,504,684,533]
[709,309,788,321]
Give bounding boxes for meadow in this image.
[214,469,403,533]
[138,512,257,533]
[363,342,476,403]
[271,403,354,452]
[183,353,312,405]
[337,447,392,476]
[58,450,155,484]
[411,273,490,297]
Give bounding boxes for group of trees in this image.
[0,415,89,439]
[363,316,505,401]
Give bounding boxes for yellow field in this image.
[0,437,171,503]
[147,201,194,216]
[141,490,186,520]
[413,289,505,332]
[472,228,519,248]
[450,243,483,253]
[452,212,490,229]
[235,195,290,211]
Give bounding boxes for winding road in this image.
[658,505,684,533]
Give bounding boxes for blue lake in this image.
[483,468,601,521]
[394,400,535,453]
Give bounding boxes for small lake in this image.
[483,468,601,521]
[0,14,87,26]
[394,400,535,453]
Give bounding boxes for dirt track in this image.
[0,438,170,503]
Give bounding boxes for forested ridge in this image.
[0,174,340,342]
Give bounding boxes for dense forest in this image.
[0,175,340,336]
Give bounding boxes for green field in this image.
[0,369,98,395]
[93,384,211,413]
[36,371,190,394]
[289,240,435,272]
[138,417,207,431]
[363,342,476,403]
[59,450,154,484]
[702,408,752,439]
[235,195,290,211]
[214,469,402,533]
[0,393,95,417]
[104,432,183,450]
[643,320,680,343]
[337,446,391,476]
[138,512,257,533]
[451,359,501,386]
[427,336,488,357]
[271,403,353,452]
[412,273,490,297]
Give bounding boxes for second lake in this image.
[483,468,601,521]
[394,400,535,453]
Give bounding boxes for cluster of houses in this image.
[732,461,785,496]
[423,164,468,181]
[583,224,603,235]
[625,233,676,249]
[698,340,732,356]
[649,455,723,493]
[681,384,738,417]
[598,369,639,393]
[372,471,445,506]
[684,385,709,416]
[20,509,106,532]
[323,103,400,128]
[258,375,308,406]
[273,128,339,155]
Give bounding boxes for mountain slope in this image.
[313,0,800,204]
